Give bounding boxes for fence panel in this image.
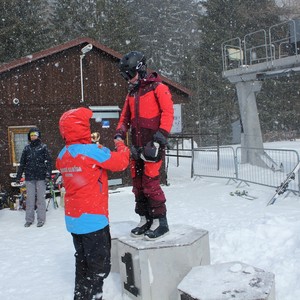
[191,146,300,193]
[236,147,300,192]
[192,147,236,179]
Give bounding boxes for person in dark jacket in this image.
[116,51,174,240]
[16,127,52,227]
[56,107,129,300]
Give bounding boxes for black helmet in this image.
[119,51,147,81]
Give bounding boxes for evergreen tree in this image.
[99,0,142,54]
[258,75,300,140]
[125,0,201,82]
[52,0,141,54]
[0,0,52,63]
[183,0,282,143]
[52,0,99,43]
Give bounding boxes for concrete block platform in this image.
[178,261,276,300]
[110,221,136,273]
[117,224,210,300]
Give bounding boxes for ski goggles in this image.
[30,132,39,137]
[120,70,137,81]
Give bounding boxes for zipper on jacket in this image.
[134,89,142,146]
[98,169,103,192]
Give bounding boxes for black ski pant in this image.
[71,225,111,300]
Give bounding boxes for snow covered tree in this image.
[98,0,142,54]
[52,0,141,54]
[277,0,300,20]
[257,74,300,141]
[182,0,282,143]
[51,0,99,42]
[123,0,201,82]
[0,0,52,63]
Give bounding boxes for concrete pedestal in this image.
[118,224,210,300]
[110,221,136,273]
[178,261,276,300]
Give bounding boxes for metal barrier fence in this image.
[167,133,220,168]
[192,146,300,193]
[192,146,235,179]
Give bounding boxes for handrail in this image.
[222,19,300,71]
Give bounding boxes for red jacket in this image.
[56,107,129,234]
[116,72,174,146]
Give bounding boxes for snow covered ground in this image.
[1,140,300,300]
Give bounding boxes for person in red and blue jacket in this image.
[116,51,174,240]
[56,107,129,300]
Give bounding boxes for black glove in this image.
[140,141,161,162]
[114,134,123,141]
[130,146,141,160]
[153,131,168,146]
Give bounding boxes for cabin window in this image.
[8,126,35,166]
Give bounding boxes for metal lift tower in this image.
[222,20,300,166]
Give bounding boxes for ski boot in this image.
[37,221,45,227]
[144,216,169,240]
[24,222,32,227]
[131,215,152,238]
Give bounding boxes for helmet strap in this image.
[128,80,140,92]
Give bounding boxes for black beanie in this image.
[28,127,41,141]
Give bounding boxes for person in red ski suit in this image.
[116,51,174,240]
[56,107,129,300]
